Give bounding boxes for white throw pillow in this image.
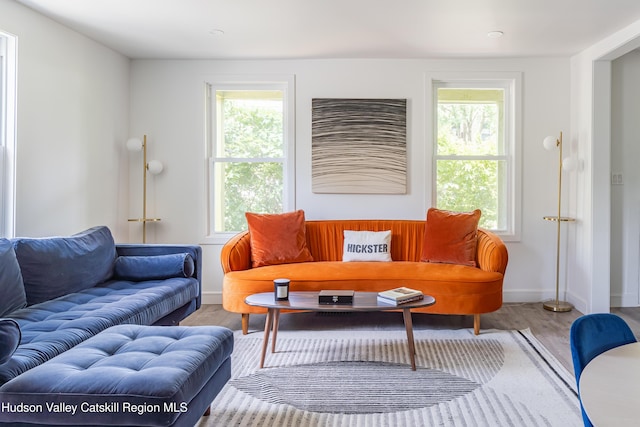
[342,230,392,262]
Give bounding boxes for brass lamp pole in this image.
[127,135,162,243]
[543,131,575,312]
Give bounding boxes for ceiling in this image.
[15,0,640,60]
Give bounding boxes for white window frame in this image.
[204,74,295,244]
[425,72,522,241]
[0,30,17,238]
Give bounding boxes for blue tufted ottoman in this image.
[0,324,234,427]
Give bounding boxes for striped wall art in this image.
[311,98,407,194]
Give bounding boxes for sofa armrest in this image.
[476,229,508,275]
[220,231,252,273]
[115,244,202,308]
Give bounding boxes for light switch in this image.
[611,173,623,185]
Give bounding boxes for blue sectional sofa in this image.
[0,226,233,426]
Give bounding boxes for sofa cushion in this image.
[225,260,500,285]
[0,276,199,385]
[0,239,26,317]
[0,319,21,365]
[245,210,313,267]
[114,253,195,281]
[0,324,233,426]
[421,208,481,267]
[222,260,504,315]
[13,226,117,305]
[343,230,392,262]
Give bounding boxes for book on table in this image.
[377,287,424,305]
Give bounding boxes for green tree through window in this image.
[435,88,507,230]
[212,90,285,233]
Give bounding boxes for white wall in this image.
[0,2,580,307]
[569,18,640,314]
[0,1,130,239]
[129,58,571,304]
[611,51,640,307]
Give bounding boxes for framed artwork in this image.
[311,98,407,194]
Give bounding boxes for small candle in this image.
[274,278,290,301]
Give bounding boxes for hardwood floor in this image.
[181,303,640,374]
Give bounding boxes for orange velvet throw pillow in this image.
[421,208,481,267]
[245,210,314,268]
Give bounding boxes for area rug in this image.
[198,328,582,426]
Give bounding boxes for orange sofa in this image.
[221,219,508,335]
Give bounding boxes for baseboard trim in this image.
[202,291,222,305]
[502,290,549,303]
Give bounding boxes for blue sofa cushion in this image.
[0,319,21,365]
[13,226,117,305]
[0,239,26,317]
[0,276,199,385]
[114,253,195,281]
[0,325,234,426]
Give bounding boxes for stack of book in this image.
[377,287,424,305]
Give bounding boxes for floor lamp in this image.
[542,131,575,312]
[127,135,163,243]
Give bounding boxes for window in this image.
[206,76,294,240]
[430,74,521,240]
[0,31,16,238]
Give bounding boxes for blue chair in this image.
[570,313,637,427]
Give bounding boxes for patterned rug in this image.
[198,328,582,426]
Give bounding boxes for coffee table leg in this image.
[260,308,274,368]
[403,308,417,371]
[271,309,280,353]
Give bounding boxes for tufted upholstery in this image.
[0,277,199,385]
[0,325,234,427]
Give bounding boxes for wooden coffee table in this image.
[245,291,436,371]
